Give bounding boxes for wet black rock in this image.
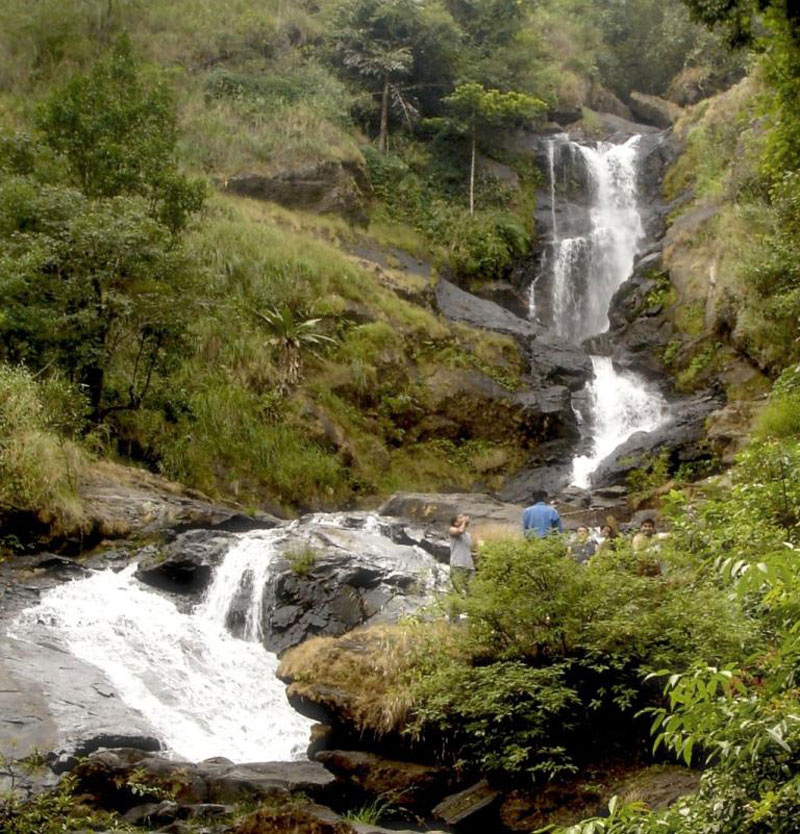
[434,277,536,342]
[137,530,238,596]
[527,337,593,391]
[472,279,530,318]
[262,520,449,654]
[496,463,574,504]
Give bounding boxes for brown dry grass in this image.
[279,622,455,736]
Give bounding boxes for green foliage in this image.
[254,306,336,391]
[0,770,133,834]
[404,534,752,779]
[0,182,197,415]
[442,83,546,132]
[627,449,671,501]
[411,658,580,777]
[0,364,87,528]
[342,796,393,824]
[325,0,461,149]
[284,544,319,576]
[756,391,800,439]
[364,144,533,280]
[36,35,204,232]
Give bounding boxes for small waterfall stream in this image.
[538,133,668,486]
[10,529,315,763]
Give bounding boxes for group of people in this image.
[447,496,663,589]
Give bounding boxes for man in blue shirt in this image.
[522,493,563,538]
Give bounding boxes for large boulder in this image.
[261,521,449,654]
[414,368,581,453]
[315,750,452,813]
[629,92,683,129]
[278,625,418,743]
[586,84,633,120]
[136,529,237,596]
[79,461,282,544]
[434,277,536,343]
[527,337,593,391]
[0,636,161,772]
[70,748,336,810]
[225,160,371,225]
[601,252,676,380]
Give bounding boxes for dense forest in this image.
[1,0,800,832]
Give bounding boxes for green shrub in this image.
[403,534,752,779]
[756,391,800,438]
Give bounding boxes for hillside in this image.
[0,0,751,527]
[1,2,800,834]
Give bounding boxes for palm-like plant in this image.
[255,306,336,392]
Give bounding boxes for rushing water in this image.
[538,133,668,486]
[10,530,314,762]
[571,357,667,488]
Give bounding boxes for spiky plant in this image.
[254,306,335,392]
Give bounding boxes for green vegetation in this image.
[0,365,86,532]
[404,532,752,779]
[547,434,800,833]
[0,765,134,834]
[0,0,750,517]
[284,544,319,577]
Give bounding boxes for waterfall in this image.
[540,134,667,486]
[572,357,667,489]
[10,530,314,763]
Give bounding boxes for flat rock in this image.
[79,461,282,542]
[378,493,522,530]
[0,636,161,770]
[435,278,536,342]
[71,749,336,809]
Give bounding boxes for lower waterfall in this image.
[10,530,314,763]
[571,356,668,489]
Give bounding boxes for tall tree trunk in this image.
[379,75,390,153]
[469,129,476,215]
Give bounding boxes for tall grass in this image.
[0,365,87,530]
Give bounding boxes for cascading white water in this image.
[10,530,314,762]
[540,133,668,486]
[572,357,667,488]
[549,136,644,343]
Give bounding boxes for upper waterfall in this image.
[542,134,644,344]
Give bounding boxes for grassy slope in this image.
[653,77,773,400]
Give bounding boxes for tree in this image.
[0,183,195,418]
[328,0,461,152]
[681,0,800,47]
[36,34,204,232]
[442,83,545,213]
